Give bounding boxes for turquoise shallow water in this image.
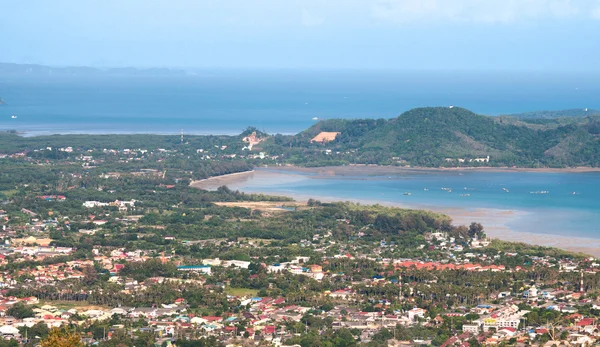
[1,70,599,135]
[227,169,600,239]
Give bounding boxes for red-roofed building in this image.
[576,318,595,327]
[111,264,125,274]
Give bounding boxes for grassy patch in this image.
[225,288,258,297]
[38,300,110,311]
[1,189,18,198]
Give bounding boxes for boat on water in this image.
[502,187,509,193]
[441,187,452,192]
[312,117,319,120]
[460,194,470,197]
[530,191,549,194]
[403,192,412,196]
[11,115,17,119]
[423,188,429,191]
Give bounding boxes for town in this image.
[0,133,599,347]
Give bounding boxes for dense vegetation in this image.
[2,107,600,168]
[261,107,600,167]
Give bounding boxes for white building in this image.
[408,308,426,321]
[462,324,480,334]
[177,265,211,275]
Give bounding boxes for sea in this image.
[226,168,600,240]
[1,69,599,240]
[0,69,599,135]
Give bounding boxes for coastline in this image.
[190,170,256,190]
[190,167,600,257]
[263,164,600,174]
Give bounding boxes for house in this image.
[523,286,538,299]
[408,308,426,321]
[0,325,20,338]
[498,327,517,337]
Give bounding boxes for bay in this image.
[221,168,600,240]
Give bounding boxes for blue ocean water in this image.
[1,70,599,239]
[0,70,599,135]
[229,169,600,239]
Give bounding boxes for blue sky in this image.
[2,0,600,70]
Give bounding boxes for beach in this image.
[255,164,600,175]
[191,167,600,257]
[190,170,256,190]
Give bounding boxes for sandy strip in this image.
[190,170,255,189]
[190,167,600,257]
[260,164,600,175]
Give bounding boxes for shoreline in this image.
[264,164,600,174]
[189,167,600,257]
[190,170,256,189]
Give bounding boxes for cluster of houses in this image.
[83,199,136,210]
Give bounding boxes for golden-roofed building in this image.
[311,132,340,143]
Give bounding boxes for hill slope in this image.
[263,107,600,167]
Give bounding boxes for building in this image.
[408,308,427,321]
[177,265,211,275]
[462,324,480,334]
[523,285,538,299]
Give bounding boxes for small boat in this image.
[403,192,412,196]
[571,192,579,195]
[423,188,429,191]
[449,105,454,109]
[502,187,509,193]
[460,194,470,197]
[312,117,319,120]
[11,115,17,119]
[530,191,549,195]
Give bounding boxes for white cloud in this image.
[591,3,600,19]
[372,0,599,23]
[301,8,325,27]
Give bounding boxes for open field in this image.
[225,288,259,297]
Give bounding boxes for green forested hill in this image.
[270,107,600,167]
[2,107,600,168]
[504,108,600,119]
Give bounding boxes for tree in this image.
[7,302,34,319]
[20,322,49,339]
[40,328,83,347]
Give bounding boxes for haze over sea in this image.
[1,70,599,135]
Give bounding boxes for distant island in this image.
[1,106,600,168]
[0,62,188,77]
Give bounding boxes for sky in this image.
[2,0,600,70]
